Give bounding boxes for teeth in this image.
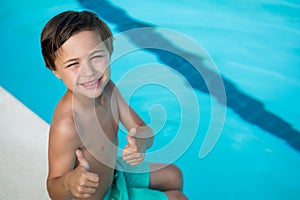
[83,80,98,86]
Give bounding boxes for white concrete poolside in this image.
[0,86,50,199]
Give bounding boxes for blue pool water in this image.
[1,0,300,199]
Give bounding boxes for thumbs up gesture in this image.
[76,149,90,170]
[122,128,146,166]
[66,149,99,199]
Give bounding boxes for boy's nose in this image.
[81,60,96,77]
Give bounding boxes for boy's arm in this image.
[47,119,99,199]
[112,82,154,165]
[47,119,78,199]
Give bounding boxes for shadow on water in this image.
[78,0,300,152]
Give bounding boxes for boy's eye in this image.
[91,55,105,63]
[91,55,104,60]
[65,62,79,68]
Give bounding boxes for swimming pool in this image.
[1,0,300,199]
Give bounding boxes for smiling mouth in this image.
[81,77,102,89]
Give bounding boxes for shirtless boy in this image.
[40,10,187,199]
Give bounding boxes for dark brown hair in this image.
[40,10,113,71]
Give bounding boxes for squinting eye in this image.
[66,62,79,68]
[91,55,105,64]
[91,55,104,60]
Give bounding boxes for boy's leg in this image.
[149,163,188,200]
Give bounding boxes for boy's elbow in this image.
[137,125,154,149]
[148,136,154,149]
[145,125,154,136]
[46,176,71,200]
[146,126,154,148]
[46,178,57,199]
[46,178,54,199]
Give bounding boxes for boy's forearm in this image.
[47,173,72,200]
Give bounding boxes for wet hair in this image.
[40,10,113,71]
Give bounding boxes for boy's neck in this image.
[69,90,105,110]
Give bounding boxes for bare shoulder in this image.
[104,80,122,106]
[49,92,81,150]
[105,80,119,95]
[105,80,123,101]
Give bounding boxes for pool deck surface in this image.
[0,86,49,199]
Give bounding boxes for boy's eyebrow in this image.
[90,49,105,55]
[63,58,79,65]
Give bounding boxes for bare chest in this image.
[79,96,118,163]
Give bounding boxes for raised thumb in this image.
[76,149,90,171]
[127,128,137,145]
[128,128,137,137]
[127,135,136,146]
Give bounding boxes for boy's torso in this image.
[55,80,120,199]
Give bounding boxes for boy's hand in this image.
[65,149,99,199]
[122,128,146,166]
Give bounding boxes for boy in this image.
[41,10,187,200]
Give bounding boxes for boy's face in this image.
[53,30,111,99]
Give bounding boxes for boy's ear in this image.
[52,70,62,79]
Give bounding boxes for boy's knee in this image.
[166,164,183,190]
